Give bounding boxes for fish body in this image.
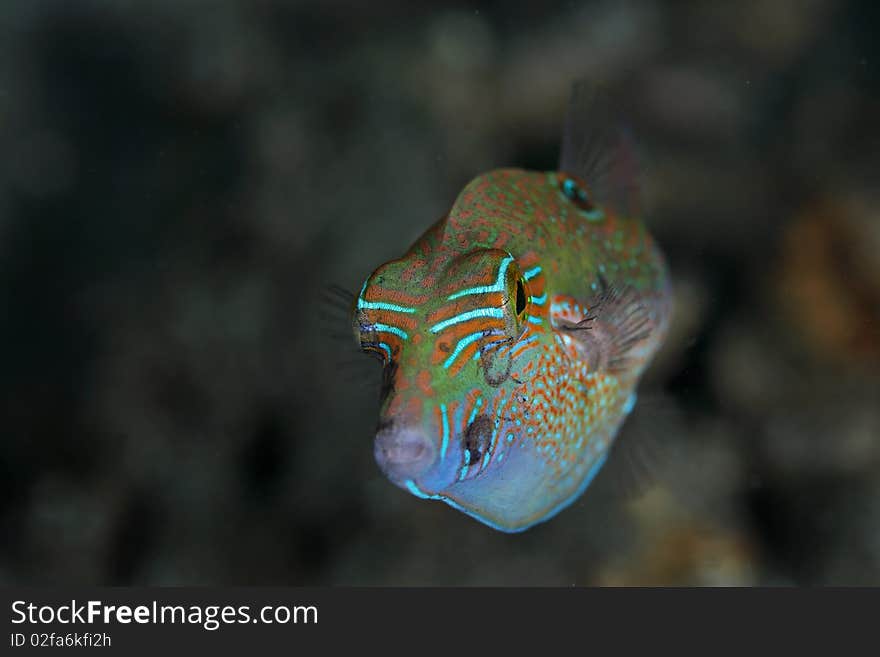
[353,86,672,532]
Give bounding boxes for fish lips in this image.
[373,423,460,493]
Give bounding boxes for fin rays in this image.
[559,79,644,218]
[561,276,656,374]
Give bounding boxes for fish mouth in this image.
[373,424,437,484]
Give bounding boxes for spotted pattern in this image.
[354,167,671,531]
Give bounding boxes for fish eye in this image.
[515,278,527,318]
[560,175,594,212]
[353,317,391,365]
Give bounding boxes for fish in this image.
[350,81,673,532]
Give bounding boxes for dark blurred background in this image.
[1,0,878,585]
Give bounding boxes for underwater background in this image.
[1,0,878,585]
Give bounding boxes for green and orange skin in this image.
[355,168,671,532]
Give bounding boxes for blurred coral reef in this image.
[1,0,878,585]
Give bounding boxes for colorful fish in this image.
[351,82,672,532]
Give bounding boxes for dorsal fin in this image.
[559,80,644,218]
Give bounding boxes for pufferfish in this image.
[351,82,672,532]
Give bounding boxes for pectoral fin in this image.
[558,276,656,375]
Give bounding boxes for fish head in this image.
[354,246,552,515]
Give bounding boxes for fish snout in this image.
[374,423,436,483]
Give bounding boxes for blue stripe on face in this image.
[374,323,409,340]
[357,278,416,313]
[439,403,450,461]
[443,332,487,369]
[527,315,543,325]
[447,255,515,300]
[468,396,483,426]
[529,293,547,305]
[430,307,504,334]
[357,299,416,313]
[523,266,542,281]
[377,342,392,360]
[405,479,442,499]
